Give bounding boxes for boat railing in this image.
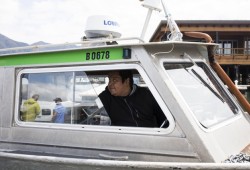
[0,37,144,56]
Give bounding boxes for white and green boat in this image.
[0,0,250,169]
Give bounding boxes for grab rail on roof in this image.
[0,37,144,56]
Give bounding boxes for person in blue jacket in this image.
[52,97,66,123]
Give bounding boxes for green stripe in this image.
[0,47,123,66]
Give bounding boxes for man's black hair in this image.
[118,70,133,88]
[32,94,39,101]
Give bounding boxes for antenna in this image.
[140,0,161,40]
[140,0,182,42]
[160,0,183,41]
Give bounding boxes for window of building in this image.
[218,40,238,56]
[244,39,250,55]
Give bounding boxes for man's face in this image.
[108,71,130,96]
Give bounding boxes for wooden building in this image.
[150,20,250,86]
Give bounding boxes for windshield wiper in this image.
[182,53,225,103]
[190,68,225,102]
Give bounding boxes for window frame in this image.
[161,59,243,131]
[15,63,175,135]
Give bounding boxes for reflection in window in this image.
[20,71,110,125]
[18,69,166,129]
[164,62,238,128]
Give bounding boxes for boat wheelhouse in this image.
[0,0,250,169]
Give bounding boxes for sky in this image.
[1,0,250,44]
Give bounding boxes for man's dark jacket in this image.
[99,85,166,127]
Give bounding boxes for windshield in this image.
[164,62,238,128]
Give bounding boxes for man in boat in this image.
[21,94,40,122]
[99,70,167,127]
[52,97,66,123]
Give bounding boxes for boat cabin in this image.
[0,1,250,169]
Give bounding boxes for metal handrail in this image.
[0,37,145,56]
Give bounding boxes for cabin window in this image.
[163,62,239,128]
[19,71,110,125]
[17,65,171,133]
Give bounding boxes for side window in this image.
[19,71,110,125]
[17,67,169,130]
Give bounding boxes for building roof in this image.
[150,20,250,42]
[175,20,250,25]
